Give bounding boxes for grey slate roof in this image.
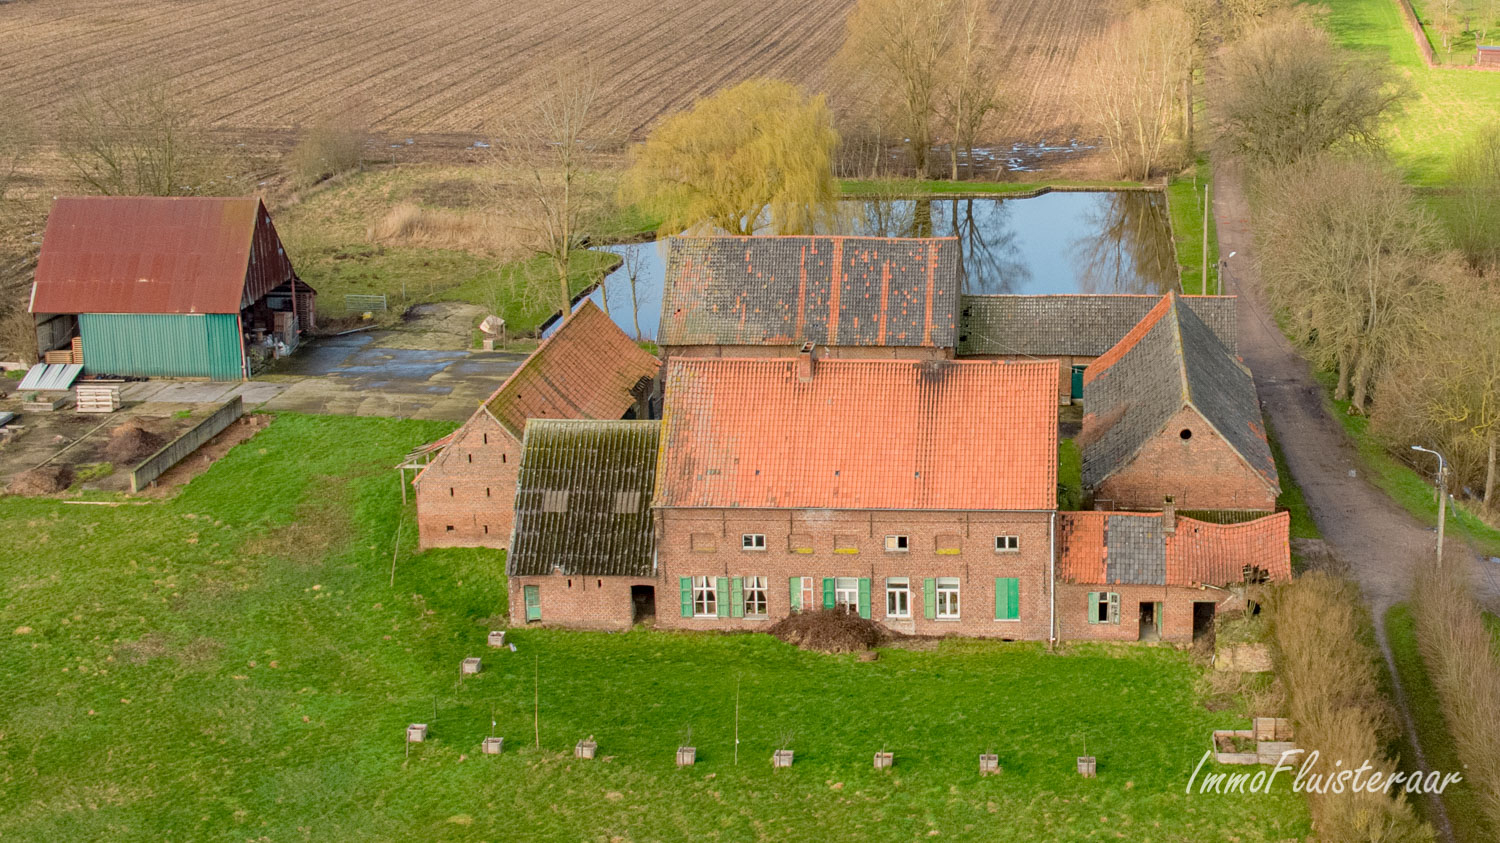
[1104,515,1166,585]
[1081,294,1277,492]
[957,294,1237,357]
[507,419,659,578]
[659,236,960,348]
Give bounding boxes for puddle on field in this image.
[551,191,1178,342]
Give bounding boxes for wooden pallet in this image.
[75,384,120,414]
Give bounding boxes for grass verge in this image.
[1166,162,1219,295]
[0,413,1309,840]
[1385,603,1495,843]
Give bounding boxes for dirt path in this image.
[1212,161,1460,840]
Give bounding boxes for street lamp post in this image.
[1411,445,1449,566]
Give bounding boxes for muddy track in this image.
[1212,161,1465,842]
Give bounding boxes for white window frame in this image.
[936,577,961,619]
[741,533,767,551]
[884,534,910,553]
[886,577,910,618]
[994,535,1020,553]
[692,576,718,618]
[835,577,860,612]
[744,575,768,618]
[799,576,815,611]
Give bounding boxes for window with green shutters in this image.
[822,577,835,610]
[680,577,693,618]
[730,577,745,618]
[995,577,1019,621]
[716,576,731,618]
[922,577,937,619]
[1087,591,1121,624]
[524,585,541,621]
[857,577,871,619]
[789,577,801,611]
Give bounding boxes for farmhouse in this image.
[29,196,313,380]
[651,353,1061,639]
[957,294,1237,401]
[412,301,658,550]
[506,419,661,630]
[658,235,960,359]
[1056,508,1291,643]
[1079,293,1278,512]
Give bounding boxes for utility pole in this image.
[1411,445,1449,566]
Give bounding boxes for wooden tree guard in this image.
[1077,756,1097,777]
[407,723,428,743]
[874,752,894,770]
[461,657,482,675]
[772,749,794,768]
[676,747,696,767]
[488,630,506,648]
[482,737,504,755]
[575,739,597,759]
[979,754,1000,776]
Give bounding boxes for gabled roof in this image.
[1057,511,1291,587]
[660,236,960,348]
[1080,294,1276,492]
[484,301,659,439]
[958,294,1237,357]
[31,196,297,315]
[656,357,1059,511]
[507,419,659,578]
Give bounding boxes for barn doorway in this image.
[1192,602,1216,643]
[1137,602,1162,642]
[631,585,656,625]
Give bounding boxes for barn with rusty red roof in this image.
[29,196,312,380]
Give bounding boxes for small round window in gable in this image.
[1179,429,1192,440]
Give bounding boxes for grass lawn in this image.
[0,413,1310,840]
[1311,372,1500,556]
[1315,0,1500,186]
[1384,604,1496,843]
[1058,438,1083,510]
[1165,163,1220,296]
[1407,0,1496,65]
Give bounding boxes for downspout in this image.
[1049,511,1057,649]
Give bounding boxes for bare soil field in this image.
[0,0,1104,143]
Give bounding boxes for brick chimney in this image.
[797,341,816,382]
[1162,496,1176,535]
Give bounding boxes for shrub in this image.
[288,123,365,188]
[366,202,517,255]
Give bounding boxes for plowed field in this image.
[0,0,1106,142]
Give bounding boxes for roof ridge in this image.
[1169,293,1192,407]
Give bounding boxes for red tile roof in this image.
[656,357,1059,510]
[1057,511,1291,587]
[31,196,297,315]
[484,301,659,438]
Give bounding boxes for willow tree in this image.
[624,79,839,235]
[1256,156,1438,414]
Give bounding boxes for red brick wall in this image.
[966,353,1092,402]
[509,573,657,631]
[415,412,519,550]
[654,508,1055,640]
[1095,406,1276,511]
[663,344,953,361]
[1056,582,1246,644]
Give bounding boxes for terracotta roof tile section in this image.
[958,294,1236,357]
[31,196,297,315]
[1080,293,1277,492]
[508,420,659,577]
[660,236,960,347]
[657,357,1058,510]
[485,301,659,438]
[1057,511,1291,586]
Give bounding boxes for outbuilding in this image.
[29,196,313,380]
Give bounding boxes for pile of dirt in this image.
[6,465,74,495]
[768,609,892,654]
[103,420,166,465]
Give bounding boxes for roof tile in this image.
[1057,511,1291,586]
[958,294,1237,357]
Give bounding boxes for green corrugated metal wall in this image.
[79,313,243,380]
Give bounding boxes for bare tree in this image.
[492,67,619,324]
[59,77,239,196]
[839,0,958,176]
[1211,14,1408,170]
[1433,0,1462,59]
[943,0,1003,180]
[1079,3,1196,180]
[1450,122,1500,272]
[1256,156,1438,414]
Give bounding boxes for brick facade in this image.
[661,343,953,361]
[654,508,1056,640]
[1056,582,1247,644]
[509,572,657,631]
[414,411,519,550]
[1094,407,1277,512]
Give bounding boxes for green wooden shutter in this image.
[923,578,937,619]
[1108,592,1121,625]
[1007,578,1020,620]
[680,577,693,617]
[1087,591,1100,624]
[858,578,871,619]
[716,577,730,618]
[731,577,745,619]
[524,585,541,621]
[789,577,801,611]
[822,578,835,610]
[995,578,1019,620]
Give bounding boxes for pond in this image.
[557,191,1179,341]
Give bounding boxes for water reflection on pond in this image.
[558,191,1179,341]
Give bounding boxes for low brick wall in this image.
[130,396,243,493]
